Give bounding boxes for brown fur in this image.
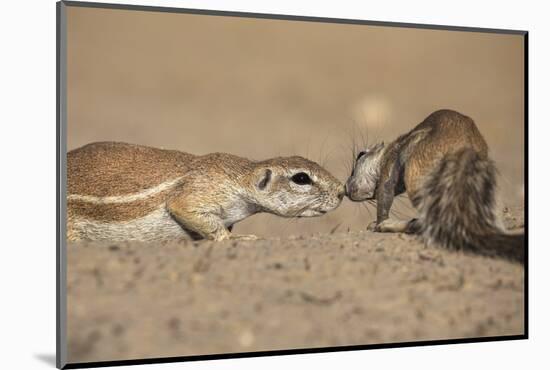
[68,142,344,242]
[346,109,524,264]
[381,110,488,200]
[68,142,194,196]
[403,111,488,198]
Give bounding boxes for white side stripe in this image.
[68,177,183,204]
[71,205,190,241]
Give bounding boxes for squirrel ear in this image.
[256,168,272,191]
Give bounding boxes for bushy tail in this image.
[416,148,525,264]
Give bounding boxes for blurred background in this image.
[67,6,524,237]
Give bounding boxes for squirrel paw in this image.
[367,221,379,232]
[370,219,412,233]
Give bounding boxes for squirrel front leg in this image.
[378,163,400,222]
[367,161,400,232]
[375,179,396,223]
[368,161,421,234]
[366,180,397,232]
[167,197,230,241]
[166,192,257,241]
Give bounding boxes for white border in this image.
[3,0,548,369]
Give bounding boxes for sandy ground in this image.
[66,206,524,364]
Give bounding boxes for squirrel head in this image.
[346,142,385,202]
[251,156,344,218]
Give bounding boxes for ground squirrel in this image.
[345,109,525,263]
[67,142,345,242]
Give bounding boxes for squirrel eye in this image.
[291,172,313,185]
[356,151,367,161]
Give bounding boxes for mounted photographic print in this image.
[56,1,527,368]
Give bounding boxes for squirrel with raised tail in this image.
[346,109,525,264]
